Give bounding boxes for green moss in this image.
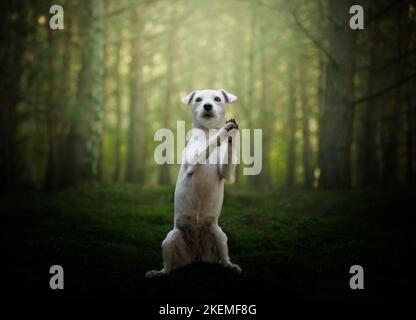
[1,185,414,299]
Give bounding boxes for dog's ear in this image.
[219,89,237,104]
[181,90,197,105]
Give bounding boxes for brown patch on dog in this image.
[177,218,216,262]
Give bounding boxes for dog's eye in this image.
[195,97,202,103]
[214,97,221,102]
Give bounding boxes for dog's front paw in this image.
[224,262,242,274]
[225,119,239,144]
[145,270,166,278]
[225,118,239,132]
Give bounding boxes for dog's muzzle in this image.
[202,110,215,118]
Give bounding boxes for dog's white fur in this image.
[146,89,241,278]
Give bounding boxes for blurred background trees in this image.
[1,0,415,192]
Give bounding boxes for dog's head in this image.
[182,89,237,129]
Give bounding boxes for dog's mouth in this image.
[201,112,215,119]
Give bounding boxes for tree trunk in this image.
[158,6,179,186]
[405,85,414,182]
[258,35,271,186]
[317,0,327,188]
[247,3,258,187]
[126,7,145,184]
[85,0,105,181]
[44,2,72,191]
[299,56,313,188]
[319,0,356,189]
[286,58,297,187]
[44,26,60,191]
[113,44,123,183]
[381,1,409,183]
[246,1,256,130]
[358,18,381,185]
[0,1,28,191]
[63,1,97,186]
[402,1,413,182]
[411,89,416,182]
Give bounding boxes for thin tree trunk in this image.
[0,1,28,191]
[317,0,327,187]
[247,3,258,187]
[359,18,381,185]
[44,1,72,191]
[85,0,105,181]
[299,55,313,188]
[401,1,413,182]
[113,44,122,182]
[319,0,356,189]
[158,6,179,186]
[381,2,409,183]
[44,26,59,191]
[411,89,416,182]
[259,36,270,186]
[286,58,297,187]
[63,2,93,186]
[126,6,145,183]
[405,86,414,182]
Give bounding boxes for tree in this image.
[85,0,105,181]
[0,1,31,191]
[299,55,314,188]
[63,0,105,185]
[319,0,356,189]
[113,40,123,182]
[380,1,410,183]
[126,6,145,184]
[286,56,297,187]
[44,0,73,191]
[358,17,381,185]
[158,4,179,186]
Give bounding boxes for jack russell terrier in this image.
[146,89,241,278]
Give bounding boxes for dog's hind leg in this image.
[210,224,242,273]
[145,228,191,278]
[200,229,220,264]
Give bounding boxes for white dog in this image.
[146,89,241,278]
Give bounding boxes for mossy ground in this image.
[2,184,414,300]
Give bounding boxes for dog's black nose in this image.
[203,104,213,111]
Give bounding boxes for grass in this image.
[1,184,414,300]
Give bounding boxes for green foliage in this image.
[2,0,415,191]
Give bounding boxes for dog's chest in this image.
[190,142,227,191]
[191,164,219,192]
